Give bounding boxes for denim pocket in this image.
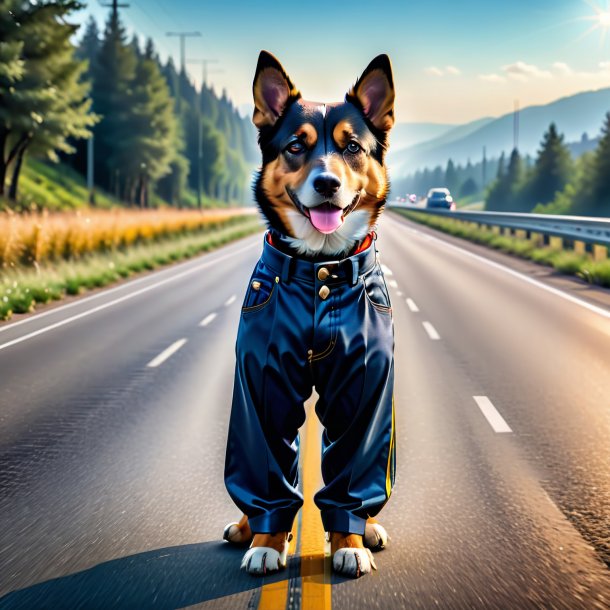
[242,274,277,313]
[363,267,392,313]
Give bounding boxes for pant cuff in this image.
[320,509,366,535]
[248,509,299,534]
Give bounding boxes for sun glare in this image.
[599,11,610,27]
[575,1,610,46]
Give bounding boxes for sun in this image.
[576,1,610,45]
[599,11,610,27]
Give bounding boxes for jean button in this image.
[317,267,330,281]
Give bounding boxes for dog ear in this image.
[252,50,300,129]
[347,54,395,132]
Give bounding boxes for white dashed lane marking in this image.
[381,264,393,276]
[422,321,440,340]
[473,396,513,433]
[147,338,187,368]
[199,312,217,327]
[388,279,398,289]
[396,291,403,297]
[0,241,257,352]
[224,295,236,306]
[406,298,420,312]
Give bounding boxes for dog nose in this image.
[313,173,341,198]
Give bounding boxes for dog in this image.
[223,50,396,579]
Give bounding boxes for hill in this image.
[389,122,456,151]
[389,88,610,173]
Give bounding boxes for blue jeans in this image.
[224,233,395,536]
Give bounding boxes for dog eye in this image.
[285,140,306,154]
[346,141,361,154]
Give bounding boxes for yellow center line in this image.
[301,396,332,610]
[257,395,331,610]
[257,520,298,610]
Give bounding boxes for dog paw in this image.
[241,545,288,575]
[223,522,252,545]
[332,547,377,578]
[363,522,388,551]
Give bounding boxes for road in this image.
[0,212,609,609]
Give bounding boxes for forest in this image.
[0,0,258,209]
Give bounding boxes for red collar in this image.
[266,231,375,257]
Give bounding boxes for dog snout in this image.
[313,173,341,198]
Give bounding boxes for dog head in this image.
[252,51,395,257]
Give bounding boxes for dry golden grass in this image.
[0,207,252,269]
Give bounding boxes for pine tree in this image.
[0,1,96,200]
[486,150,523,211]
[444,158,458,193]
[114,39,178,206]
[527,123,572,210]
[460,177,478,198]
[78,16,100,66]
[589,112,610,215]
[0,1,25,195]
[92,8,137,198]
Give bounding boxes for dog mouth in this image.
[286,189,361,235]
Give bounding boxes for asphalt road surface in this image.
[1,212,609,609]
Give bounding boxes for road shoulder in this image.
[387,209,610,314]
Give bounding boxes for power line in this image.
[149,0,183,32]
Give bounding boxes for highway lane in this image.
[1,219,609,608]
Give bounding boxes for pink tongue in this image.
[309,205,343,234]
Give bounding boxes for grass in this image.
[2,158,232,212]
[9,159,121,211]
[0,207,254,269]
[0,214,263,321]
[391,208,610,289]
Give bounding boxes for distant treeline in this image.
[392,115,610,217]
[486,116,610,217]
[392,157,500,202]
[0,1,257,208]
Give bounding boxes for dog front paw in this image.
[241,546,288,575]
[223,522,251,545]
[363,521,388,551]
[332,547,377,578]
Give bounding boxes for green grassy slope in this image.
[2,159,233,211]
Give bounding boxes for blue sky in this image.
[77,0,610,124]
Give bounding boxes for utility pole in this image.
[166,31,202,74]
[201,59,220,85]
[87,135,95,205]
[101,0,130,19]
[187,59,223,209]
[513,99,520,152]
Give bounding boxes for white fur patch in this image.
[241,544,289,575]
[332,547,377,578]
[363,522,388,551]
[283,209,372,257]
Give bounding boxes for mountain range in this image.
[388,87,610,174]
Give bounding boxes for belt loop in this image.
[348,258,358,287]
[281,255,293,284]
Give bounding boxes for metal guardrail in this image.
[389,205,610,249]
